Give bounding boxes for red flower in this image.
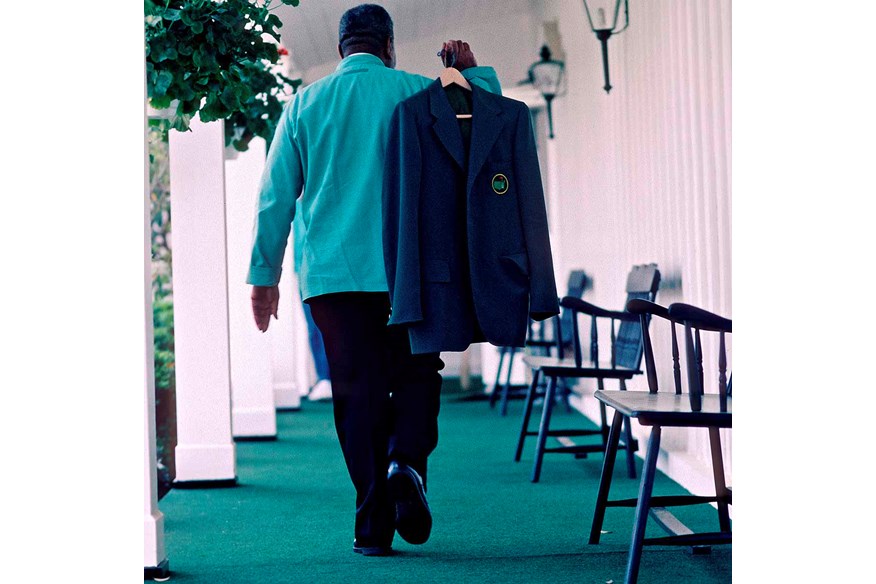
[277,46,289,56]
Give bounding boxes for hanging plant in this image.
[145,0,303,151]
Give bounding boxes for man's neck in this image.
[342,50,389,68]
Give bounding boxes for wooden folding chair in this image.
[589,299,731,584]
[515,264,660,482]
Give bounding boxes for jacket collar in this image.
[428,81,467,169]
[427,80,504,192]
[335,53,386,73]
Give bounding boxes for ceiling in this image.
[273,0,543,85]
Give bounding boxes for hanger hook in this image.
[437,46,458,69]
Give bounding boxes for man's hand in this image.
[440,40,477,71]
[251,285,279,332]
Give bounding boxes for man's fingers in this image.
[254,312,270,332]
[252,301,271,331]
[251,285,279,332]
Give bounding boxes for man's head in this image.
[338,4,396,68]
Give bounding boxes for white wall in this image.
[303,8,541,89]
[534,0,732,495]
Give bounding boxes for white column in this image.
[272,240,309,408]
[225,137,278,437]
[144,114,168,577]
[545,137,563,279]
[169,118,237,483]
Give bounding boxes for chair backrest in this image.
[670,303,732,412]
[557,270,591,344]
[530,270,591,346]
[613,264,661,369]
[628,299,731,412]
[567,270,591,298]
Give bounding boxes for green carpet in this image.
[159,383,730,583]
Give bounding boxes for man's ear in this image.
[384,37,393,58]
[384,36,397,68]
[338,43,344,59]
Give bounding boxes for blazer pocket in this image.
[424,258,451,283]
[500,252,530,278]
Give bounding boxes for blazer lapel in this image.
[428,81,467,170]
[466,85,504,196]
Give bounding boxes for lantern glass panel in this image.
[584,0,621,31]
[531,61,564,97]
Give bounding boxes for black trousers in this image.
[307,292,444,546]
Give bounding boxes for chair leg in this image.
[708,427,731,534]
[625,425,662,584]
[597,378,608,443]
[560,378,573,412]
[619,379,637,479]
[489,347,506,409]
[514,369,541,462]
[531,375,558,483]
[621,416,637,479]
[499,347,517,416]
[589,409,625,544]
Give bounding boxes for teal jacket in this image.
[247,53,501,300]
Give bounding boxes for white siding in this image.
[535,0,732,494]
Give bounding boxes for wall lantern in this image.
[582,0,629,93]
[528,45,565,139]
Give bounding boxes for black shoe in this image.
[353,539,394,556]
[387,461,432,545]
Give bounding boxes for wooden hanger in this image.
[439,66,471,91]
[438,49,472,119]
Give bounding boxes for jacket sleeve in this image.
[247,98,303,286]
[383,101,424,325]
[512,104,559,321]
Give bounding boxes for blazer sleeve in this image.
[512,104,560,321]
[461,66,502,96]
[247,98,303,286]
[383,101,424,326]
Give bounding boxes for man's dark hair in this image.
[338,4,394,53]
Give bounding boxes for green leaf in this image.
[179,9,195,27]
[175,82,196,102]
[266,13,282,30]
[152,71,173,96]
[180,98,201,115]
[149,95,173,109]
[155,45,178,63]
[201,94,231,121]
[219,85,240,110]
[191,46,204,68]
[170,112,192,132]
